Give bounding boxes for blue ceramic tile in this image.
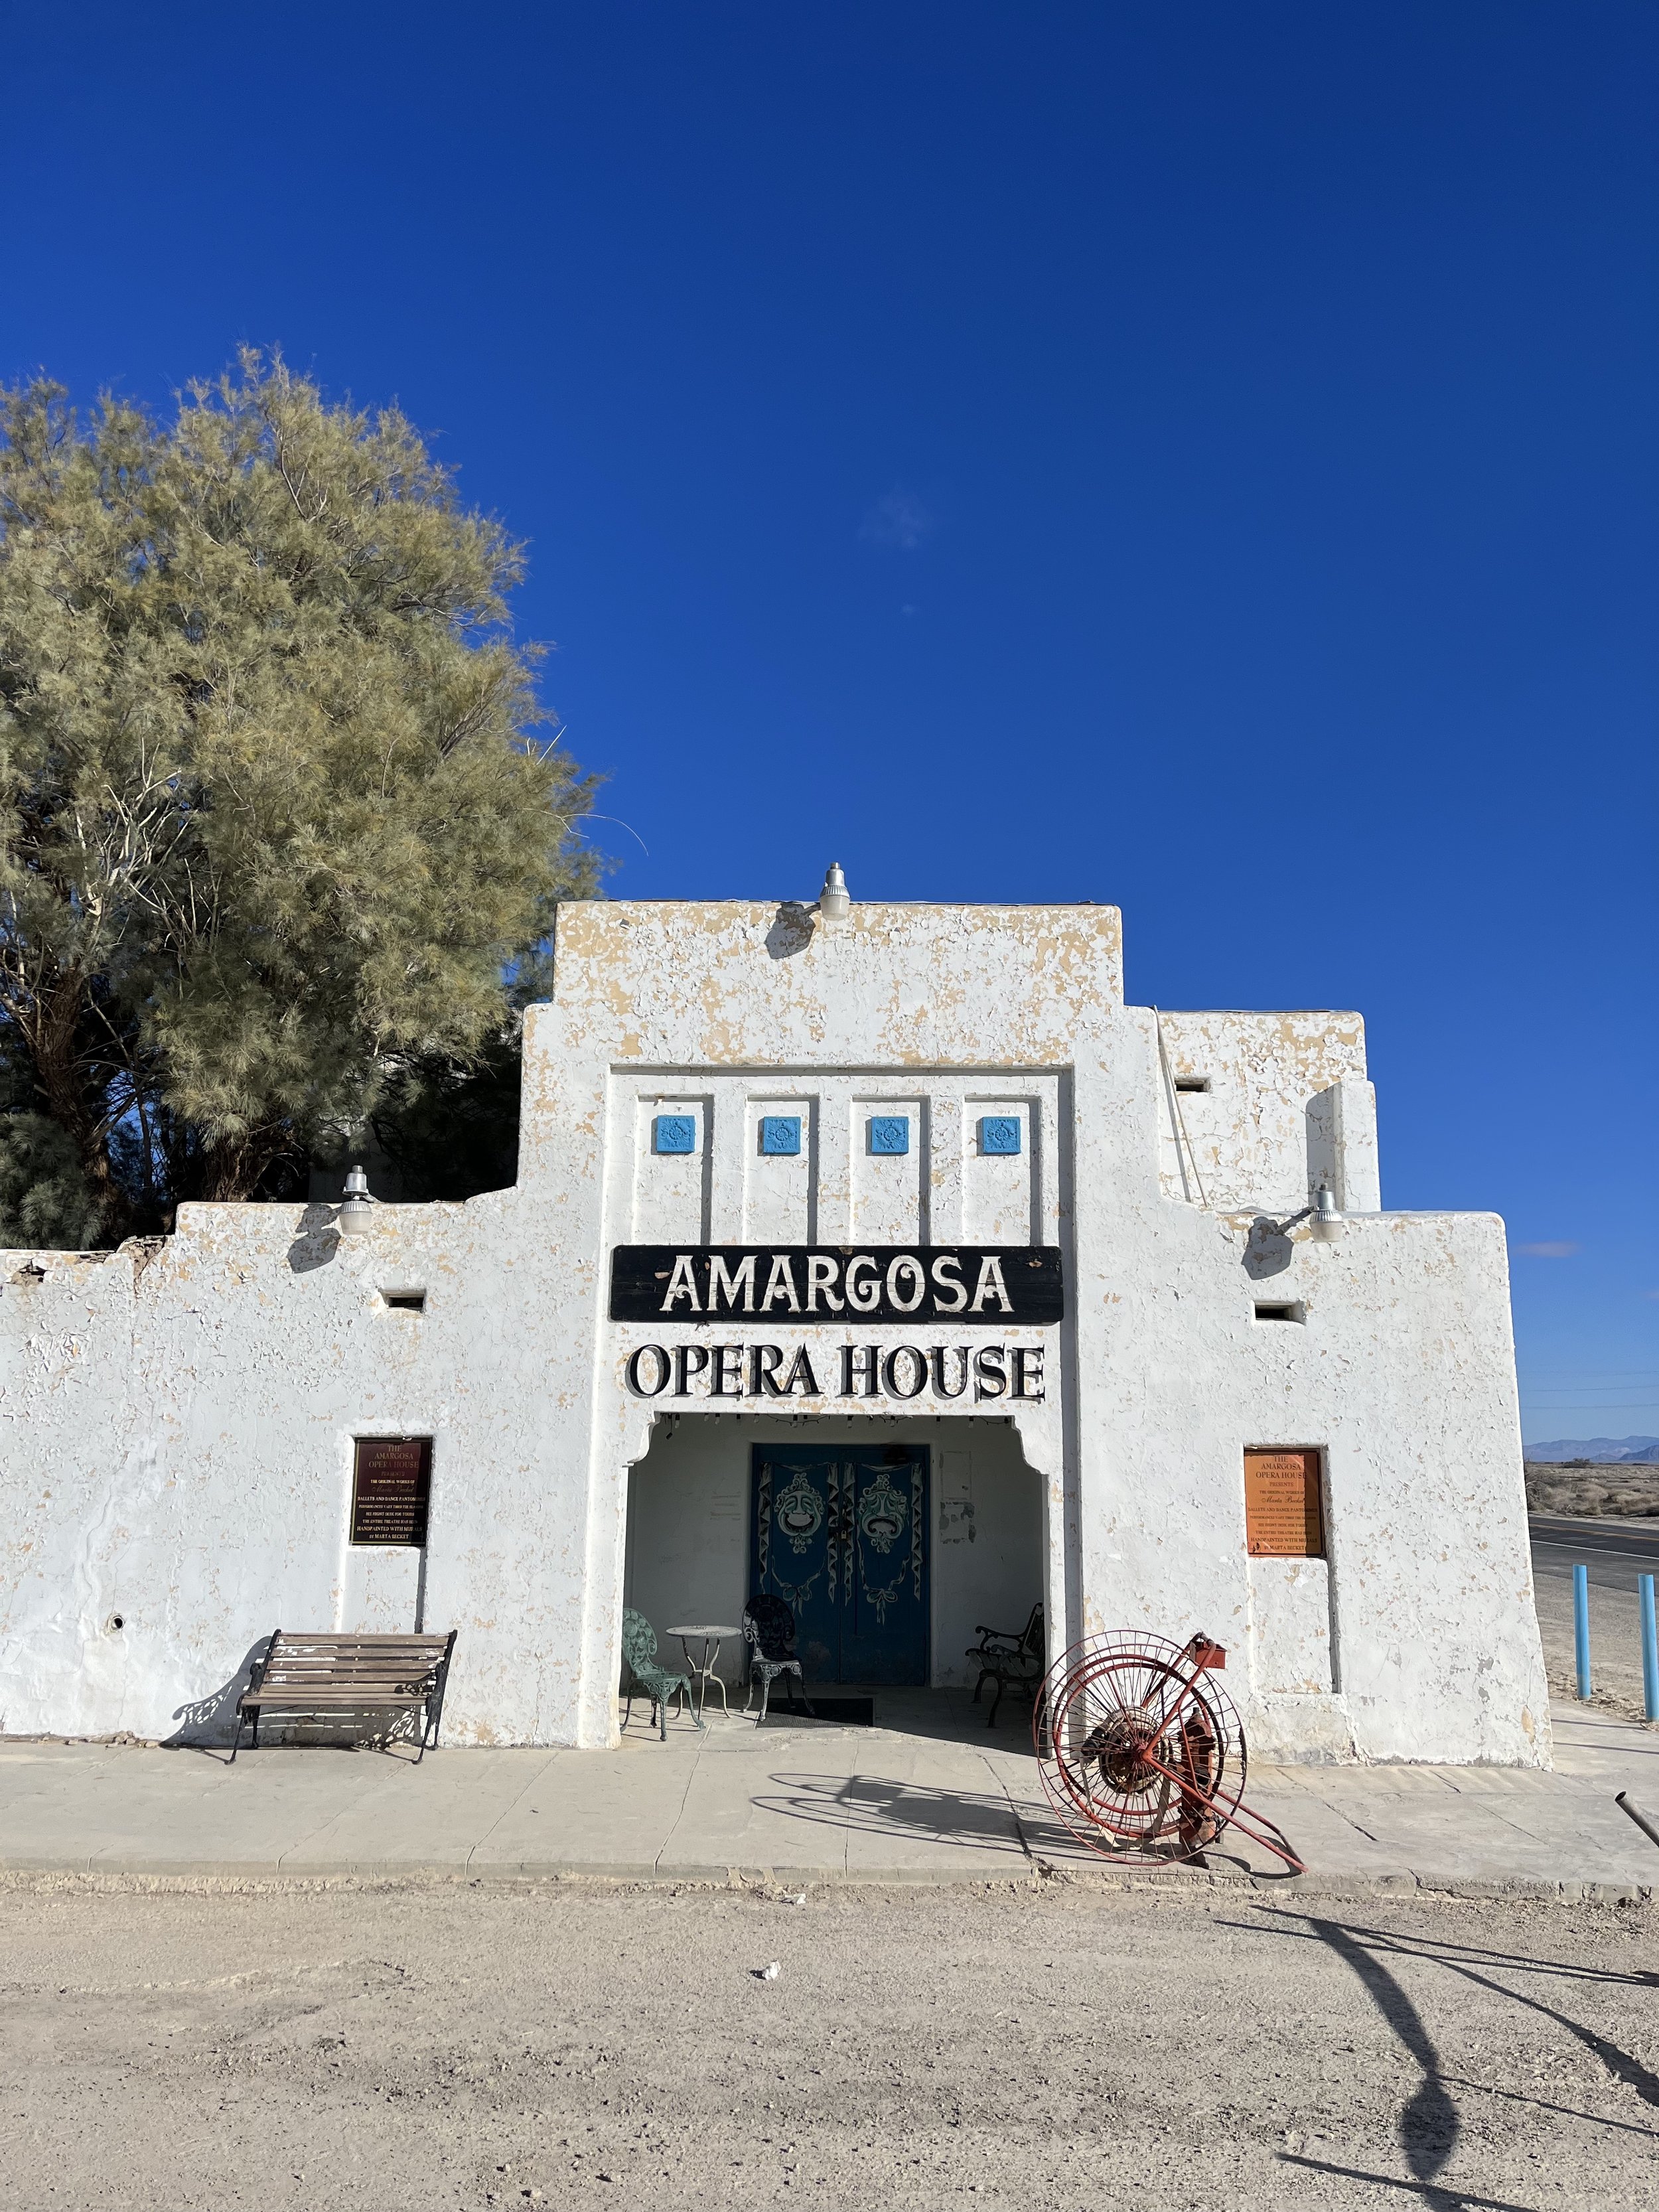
[653,1114,697,1155]
[759,1115,802,1156]
[979,1114,1022,1155]
[869,1115,910,1155]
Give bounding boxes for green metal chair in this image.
[620,1609,703,1741]
[742,1595,816,1725]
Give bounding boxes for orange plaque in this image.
[1244,1449,1325,1558]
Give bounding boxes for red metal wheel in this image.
[1033,1631,1246,1863]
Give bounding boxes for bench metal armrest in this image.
[241,1637,276,1705]
[972,1627,1023,1653]
[421,1630,459,1753]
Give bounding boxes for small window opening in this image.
[1254,1301,1305,1323]
[1174,1076,1210,1094]
[382,1291,426,1313]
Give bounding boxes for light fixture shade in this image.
[818,862,851,921]
[1312,1181,1344,1240]
[338,1162,376,1238]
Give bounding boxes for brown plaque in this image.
[350,1436,432,1548]
[1244,1449,1325,1559]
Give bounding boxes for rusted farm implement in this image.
[1033,1630,1305,1872]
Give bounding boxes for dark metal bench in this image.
[234,1630,457,1761]
[966,1603,1045,1726]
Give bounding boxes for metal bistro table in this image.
[668,1625,742,1720]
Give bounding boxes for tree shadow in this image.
[1441,2073,1658,2142]
[1294,1921,1659,1993]
[1232,1905,1659,2199]
[1301,1915,1463,2184]
[1319,1915,1659,2107]
[1277,2152,1541,2209]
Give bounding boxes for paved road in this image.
[2,1882,1655,2210]
[1531,1514,1659,1598]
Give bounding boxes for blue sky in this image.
[5,4,1655,1441]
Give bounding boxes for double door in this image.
[751,1443,930,1685]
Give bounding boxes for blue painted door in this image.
[751,1443,930,1685]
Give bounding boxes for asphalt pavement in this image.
[1530,1512,1659,1597]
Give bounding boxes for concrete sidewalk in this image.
[2,1693,1655,1898]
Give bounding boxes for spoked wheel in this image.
[1034,1631,1247,1863]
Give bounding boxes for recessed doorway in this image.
[622,1414,1044,1709]
[753,1443,928,1685]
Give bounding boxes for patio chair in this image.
[966,1602,1045,1726]
[742,1595,816,1725]
[620,1609,702,1741]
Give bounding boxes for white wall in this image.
[1154,1010,1376,1215]
[623,1413,1044,1694]
[0,894,1548,1769]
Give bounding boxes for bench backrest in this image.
[260,1630,454,1694]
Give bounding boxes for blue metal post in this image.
[1574,1562,1591,1700]
[1640,1574,1658,1724]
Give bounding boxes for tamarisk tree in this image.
[0,351,598,1244]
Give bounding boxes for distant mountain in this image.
[1524,1435,1659,1464]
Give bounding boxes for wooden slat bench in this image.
[233,1630,457,1761]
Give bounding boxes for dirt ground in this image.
[2,1880,1654,2211]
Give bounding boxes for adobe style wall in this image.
[0,895,1550,1765]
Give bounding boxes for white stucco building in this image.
[0,883,1550,1764]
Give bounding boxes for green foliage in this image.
[368,1034,526,1202]
[0,350,599,1240]
[0,1109,104,1248]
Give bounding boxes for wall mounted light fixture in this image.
[337,1163,377,1238]
[1311,1181,1344,1240]
[817,862,851,921]
[1260,1181,1343,1242]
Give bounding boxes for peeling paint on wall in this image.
[0,897,1548,1767]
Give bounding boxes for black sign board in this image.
[609,1245,1064,1327]
[350,1436,433,1548]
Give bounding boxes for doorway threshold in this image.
[758,1694,875,1728]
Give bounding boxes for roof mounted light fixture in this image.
[816,862,851,922]
[337,1162,376,1239]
